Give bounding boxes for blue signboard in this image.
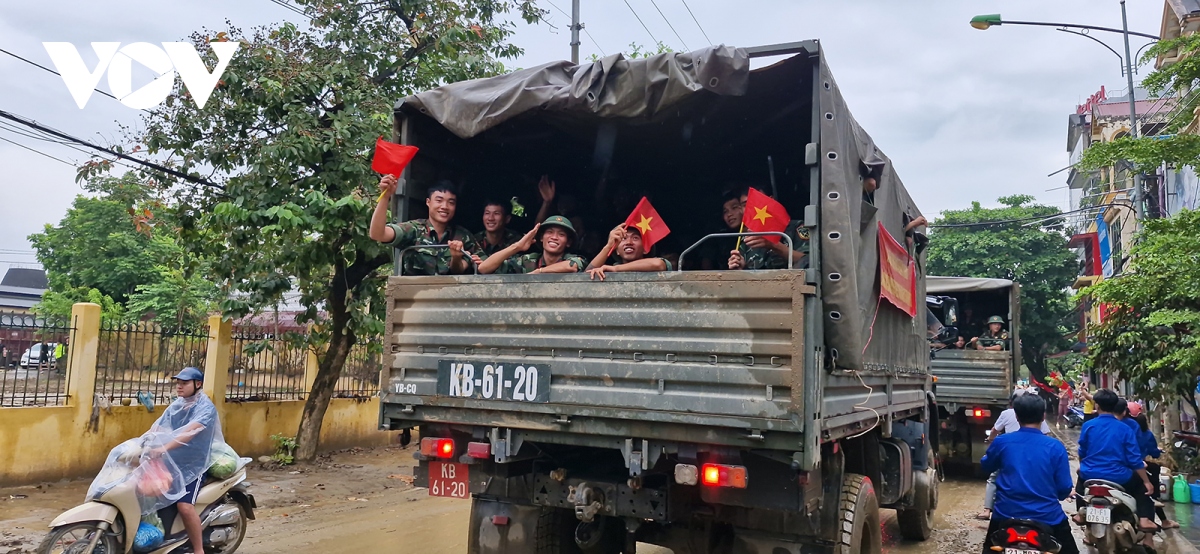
[1096,212,1113,278]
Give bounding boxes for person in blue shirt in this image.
[980,394,1079,554]
[1075,389,1155,532]
[1131,405,1179,530]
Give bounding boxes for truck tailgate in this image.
[931,351,1012,406]
[381,271,814,445]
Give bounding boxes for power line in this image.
[543,0,605,56]
[0,47,121,102]
[0,122,140,171]
[0,135,75,167]
[928,203,1133,229]
[0,109,223,190]
[678,0,712,45]
[622,0,662,48]
[267,0,307,17]
[647,0,689,51]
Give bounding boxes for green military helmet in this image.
[986,315,1004,325]
[540,215,577,241]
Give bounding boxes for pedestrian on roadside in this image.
[1131,406,1178,530]
[980,394,1079,554]
[1080,384,1096,423]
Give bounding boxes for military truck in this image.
[379,42,937,554]
[926,276,1021,468]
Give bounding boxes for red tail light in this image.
[700,464,748,488]
[970,408,992,418]
[1005,528,1040,547]
[420,437,455,459]
[1088,486,1112,497]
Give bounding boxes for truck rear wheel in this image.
[534,507,623,554]
[835,474,882,554]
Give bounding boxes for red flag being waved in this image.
[371,137,419,177]
[623,197,670,253]
[742,187,790,243]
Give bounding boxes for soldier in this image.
[728,221,811,270]
[369,175,478,275]
[475,199,520,256]
[586,224,672,280]
[478,216,586,274]
[974,316,1010,351]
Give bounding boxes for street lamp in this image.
[970,3,1158,229]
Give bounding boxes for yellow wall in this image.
[0,399,389,487]
[0,306,391,487]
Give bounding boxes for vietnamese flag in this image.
[624,197,670,253]
[742,187,790,243]
[371,137,419,177]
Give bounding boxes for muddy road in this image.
[0,434,1183,554]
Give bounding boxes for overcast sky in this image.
[0,0,1163,277]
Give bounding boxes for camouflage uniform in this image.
[739,220,811,270]
[386,219,479,276]
[613,257,674,271]
[495,252,586,274]
[977,321,1010,351]
[473,229,521,256]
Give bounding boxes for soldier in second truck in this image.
[974,315,1010,351]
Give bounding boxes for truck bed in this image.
[931,350,1012,407]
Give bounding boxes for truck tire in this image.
[896,466,936,541]
[534,507,622,554]
[835,474,882,554]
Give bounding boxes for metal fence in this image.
[95,321,209,406]
[336,341,382,398]
[227,326,308,401]
[0,312,74,407]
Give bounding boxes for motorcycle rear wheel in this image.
[37,521,118,554]
[211,502,249,553]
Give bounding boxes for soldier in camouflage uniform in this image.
[727,220,811,270]
[474,199,521,256]
[973,316,1010,351]
[478,216,586,274]
[586,224,673,280]
[369,175,478,275]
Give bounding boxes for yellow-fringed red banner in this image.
[877,222,916,317]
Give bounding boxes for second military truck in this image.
[380,42,937,554]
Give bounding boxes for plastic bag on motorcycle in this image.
[86,392,223,514]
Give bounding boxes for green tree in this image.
[87,0,541,460]
[1085,210,1200,413]
[926,195,1078,381]
[29,175,173,305]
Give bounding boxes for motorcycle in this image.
[1065,405,1085,428]
[1075,479,1151,554]
[38,455,255,554]
[1173,430,1200,458]
[989,518,1063,553]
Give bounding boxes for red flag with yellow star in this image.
[742,187,790,243]
[623,197,670,253]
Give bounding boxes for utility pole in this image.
[1120,0,1144,229]
[570,0,581,64]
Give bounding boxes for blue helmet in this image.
[172,367,204,382]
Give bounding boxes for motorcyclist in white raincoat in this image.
[150,367,221,553]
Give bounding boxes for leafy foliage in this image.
[29,173,215,325]
[1085,210,1200,410]
[270,433,298,465]
[927,196,1078,380]
[1077,35,1200,171]
[82,0,540,459]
